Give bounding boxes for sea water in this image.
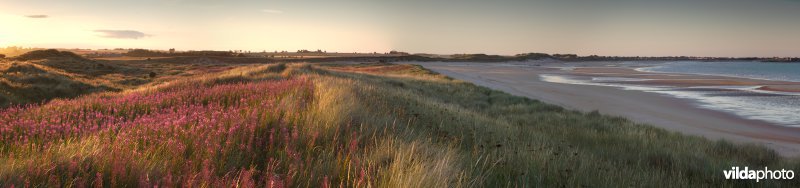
[638,61,800,82]
[542,61,800,127]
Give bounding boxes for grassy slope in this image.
[0,53,250,107]
[0,62,798,187]
[316,63,799,187]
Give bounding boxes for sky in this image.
[0,0,799,57]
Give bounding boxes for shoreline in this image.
[572,67,800,90]
[409,61,800,157]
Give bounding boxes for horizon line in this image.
[1,46,799,59]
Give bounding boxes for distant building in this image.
[169,48,175,54]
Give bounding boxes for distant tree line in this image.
[0,46,45,57]
[406,52,800,63]
[389,50,410,55]
[125,49,235,57]
[296,49,326,53]
[512,53,800,62]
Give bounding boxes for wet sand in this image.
[409,62,800,157]
[571,67,800,90]
[758,85,800,93]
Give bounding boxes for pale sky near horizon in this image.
[1,0,799,57]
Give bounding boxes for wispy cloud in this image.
[94,30,150,39]
[261,9,284,14]
[25,15,48,19]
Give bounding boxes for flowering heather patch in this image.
[0,72,370,187]
[1,77,311,147]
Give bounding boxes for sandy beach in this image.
[409,61,800,156]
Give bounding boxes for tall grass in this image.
[0,63,798,187]
[0,55,248,107]
[309,63,799,187]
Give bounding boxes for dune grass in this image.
[0,62,798,187]
[0,51,249,107]
[313,63,799,187]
